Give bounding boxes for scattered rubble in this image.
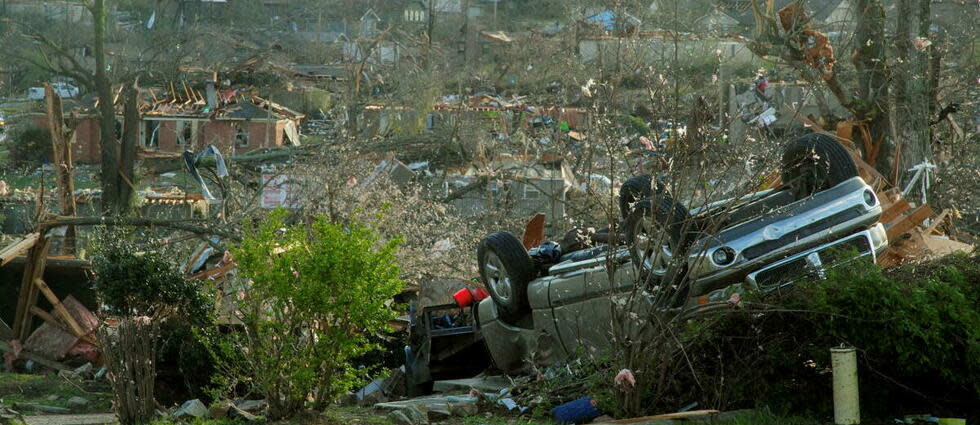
[171,399,208,419]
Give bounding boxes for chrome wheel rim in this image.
[484,252,512,301]
[633,215,672,275]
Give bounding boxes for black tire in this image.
[619,174,665,219]
[781,133,858,199]
[477,232,536,324]
[625,196,691,279]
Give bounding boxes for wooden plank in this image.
[12,236,51,341]
[600,409,721,424]
[34,278,87,340]
[878,188,901,204]
[880,198,912,223]
[886,205,934,241]
[922,209,950,236]
[0,233,40,267]
[0,339,70,371]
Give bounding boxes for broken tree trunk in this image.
[44,84,78,253]
[99,317,158,425]
[852,0,895,178]
[117,82,140,213]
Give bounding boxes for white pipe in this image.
[831,347,860,425]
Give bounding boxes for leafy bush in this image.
[89,229,212,319]
[89,229,216,403]
[210,210,403,418]
[691,252,980,418]
[8,126,52,166]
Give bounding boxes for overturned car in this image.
[407,133,886,387]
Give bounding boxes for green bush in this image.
[690,253,980,418]
[89,229,216,403]
[89,229,213,319]
[210,210,403,419]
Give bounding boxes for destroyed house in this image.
[442,154,575,220]
[30,85,304,164]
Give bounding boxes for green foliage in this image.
[89,229,217,402]
[0,373,113,413]
[692,253,980,418]
[786,254,980,389]
[89,229,213,319]
[211,209,404,418]
[7,126,52,166]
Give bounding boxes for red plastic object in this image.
[453,288,474,308]
[472,287,490,301]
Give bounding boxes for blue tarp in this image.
[584,10,615,31]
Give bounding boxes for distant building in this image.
[360,9,381,38]
[30,86,304,164]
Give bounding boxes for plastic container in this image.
[453,287,491,307]
[472,287,490,301]
[452,288,474,308]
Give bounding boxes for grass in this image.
[317,407,392,425]
[0,373,113,414]
[461,415,552,425]
[150,419,245,425]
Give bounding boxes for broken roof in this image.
[59,84,303,121]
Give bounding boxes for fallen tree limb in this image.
[140,142,326,175]
[38,216,241,243]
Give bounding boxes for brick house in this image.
[32,87,304,164]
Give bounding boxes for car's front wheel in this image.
[477,232,536,325]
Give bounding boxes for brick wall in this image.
[153,118,287,155]
[31,114,102,164]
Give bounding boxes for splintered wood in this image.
[830,122,973,266]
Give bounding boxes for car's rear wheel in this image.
[478,232,536,324]
[625,197,690,279]
[781,133,858,199]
